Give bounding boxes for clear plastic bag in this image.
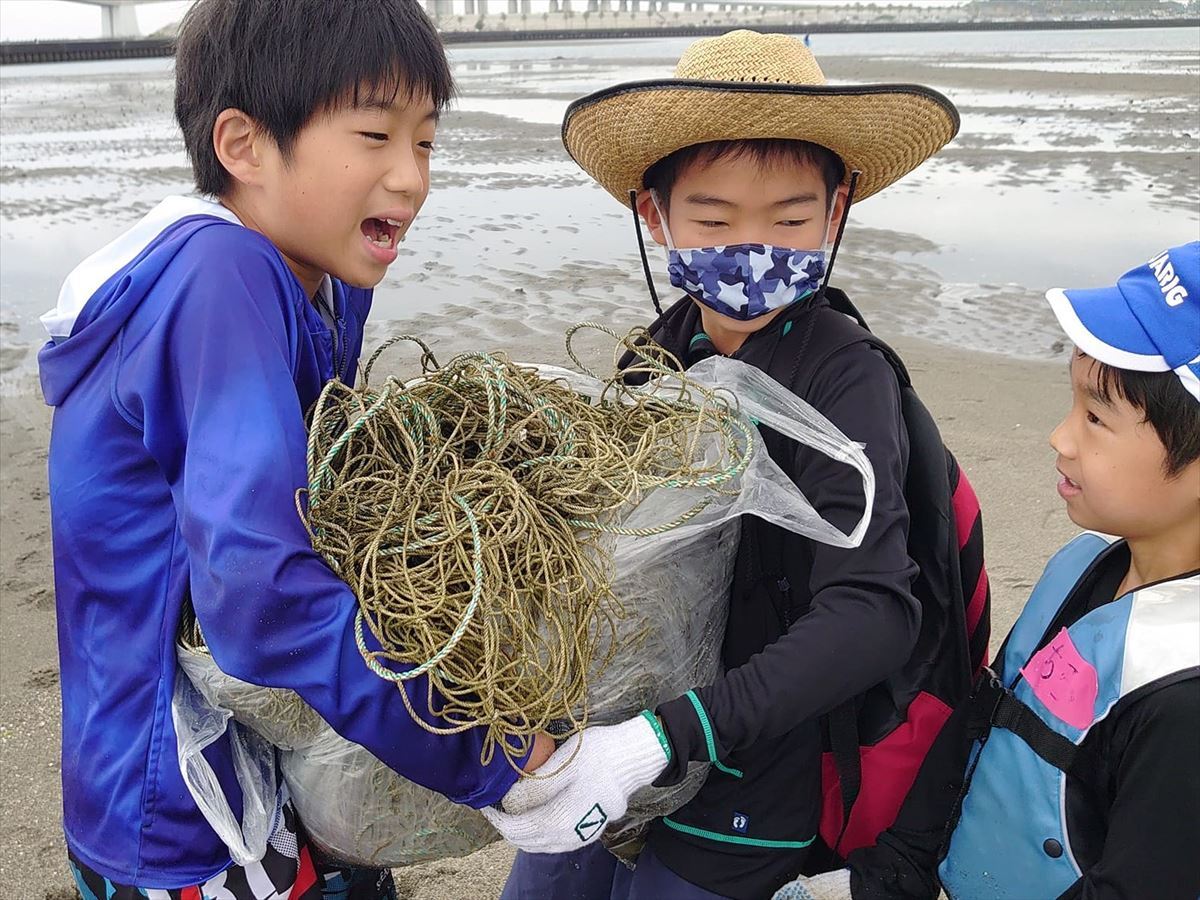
[171,659,280,867]
[590,520,734,859]
[175,645,499,867]
[534,355,873,857]
[171,355,872,867]
[280,734,498,866]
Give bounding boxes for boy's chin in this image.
[1062,504,1105,535]
[694,301,782,333]
[347,275,386,290]
[333,264,388,290]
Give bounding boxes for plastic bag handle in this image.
[171,667,277,866]
[663,356,874,548]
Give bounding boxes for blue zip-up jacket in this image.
[39,196,519,887]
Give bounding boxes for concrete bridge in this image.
[423,0,801,15]
[70,0,180,38]
[63,0,903,38]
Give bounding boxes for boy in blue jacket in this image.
[39,2,547,897]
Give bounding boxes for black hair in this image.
[174,0,455,197]
[642,138,846,209]
[1086,353,1200,477]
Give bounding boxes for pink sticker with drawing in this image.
[1021,628,1099,730]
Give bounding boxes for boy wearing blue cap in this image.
[939,242,1200,900]
[778,242,1200,900]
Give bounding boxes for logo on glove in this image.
[574,803,608,842]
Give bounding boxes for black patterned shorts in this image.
[68,801,397,900]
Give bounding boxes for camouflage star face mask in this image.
[650,191,831,322]
[667,244,827,321]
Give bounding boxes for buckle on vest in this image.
[967,666,1006,739]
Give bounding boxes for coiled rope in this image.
[191,326,754,771]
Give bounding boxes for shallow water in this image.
[1,28,1197,389]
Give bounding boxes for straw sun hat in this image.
[562,30,960,206]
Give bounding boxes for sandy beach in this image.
[1,26,1197,900]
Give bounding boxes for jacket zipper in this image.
[334,315,347,381]
[778,577,793,628]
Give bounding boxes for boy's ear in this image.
[213,108,267,188]
[635,189,669,247]
[827,182,851,239]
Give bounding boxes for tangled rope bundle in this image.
[299,324,754,770]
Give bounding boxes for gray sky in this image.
[0,1,194,41]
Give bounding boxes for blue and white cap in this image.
[1046,241,1200,403]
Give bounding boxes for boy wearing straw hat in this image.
[485,30,974,900]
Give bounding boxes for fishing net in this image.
[172,327,874,868]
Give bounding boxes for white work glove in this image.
[482,713,671,854]
[772,868,852,900]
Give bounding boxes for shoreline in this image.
[3,38,1196,376]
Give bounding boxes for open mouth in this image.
[1057,468,1082,495]
[361,216,402,249]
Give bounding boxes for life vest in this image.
[939,532,1200,899]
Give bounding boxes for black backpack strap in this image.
[783,298,821,389]
[780,291,882,398]
[823,289,914,387]
[771,291,901,860]
[827,699,862,856]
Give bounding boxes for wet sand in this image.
[1,30,1197,899]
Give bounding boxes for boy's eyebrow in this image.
[681,193,821,208]
[772,193,821,207]
[1084,383,1115,408]
[682,194,736,208]
[354,99,440,123]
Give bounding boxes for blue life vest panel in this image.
[940,533,1200,899]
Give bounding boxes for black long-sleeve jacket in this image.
[626,295,922,900]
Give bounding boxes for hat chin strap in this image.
[629,189,664,316]
[817,169,861,301]
[628,170,861,317]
